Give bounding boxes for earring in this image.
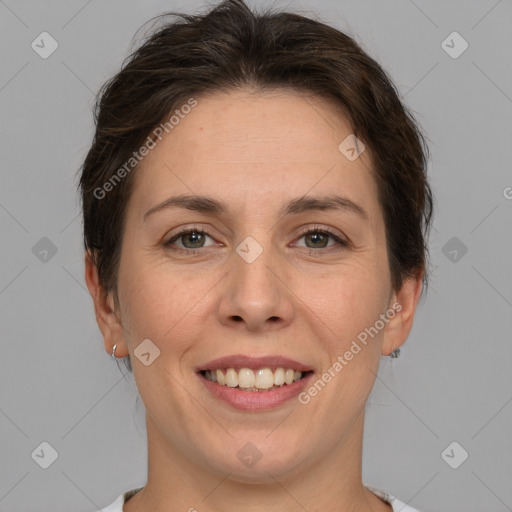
[111,344,118,358]
[389,347,400,358]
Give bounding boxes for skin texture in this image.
[85,88,423,512]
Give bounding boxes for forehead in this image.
[146,88,357,164]
[132,88,380,222]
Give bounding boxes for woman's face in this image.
[88,88,420,482]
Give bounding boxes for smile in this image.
[196,354,315,410]
[201,367,312,391]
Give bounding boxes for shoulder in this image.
[98,488,143,512]
[366,485,423,512]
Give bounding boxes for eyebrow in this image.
[143,194,369,222]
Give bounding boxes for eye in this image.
[164,227,216,252]
[294,226,348,251]
[163,225,349,255]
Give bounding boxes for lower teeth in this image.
[237,385,279,392]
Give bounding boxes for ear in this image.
[84,251,128,358]
[382,270,424,356]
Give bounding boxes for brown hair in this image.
[79,0,433,370]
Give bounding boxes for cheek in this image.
[302,261,389,354]
[118,261,175,340]
[118,258,214,355]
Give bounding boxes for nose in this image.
[216,240,294,332]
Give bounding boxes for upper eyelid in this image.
[166,224,342,239]
[165,225,347,247]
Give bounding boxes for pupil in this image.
[185,232,204,248]
[307,232,327,248]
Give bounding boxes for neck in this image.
[124,408,392,512]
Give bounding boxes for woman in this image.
[81,0,433,510]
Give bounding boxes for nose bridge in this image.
[232,232,279,302]
[217,230,293,330]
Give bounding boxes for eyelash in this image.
[164,225,349,255]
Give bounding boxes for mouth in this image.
[199,367,315,392]
[195,354,315,410]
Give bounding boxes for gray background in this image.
[1,0,511,511]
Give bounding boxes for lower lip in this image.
[198,372,314,411]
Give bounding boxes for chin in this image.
[220,462,300,485]
[204,444,306,483]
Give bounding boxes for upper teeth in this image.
[204,368,303,390]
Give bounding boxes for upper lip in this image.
[195,354,313,373]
